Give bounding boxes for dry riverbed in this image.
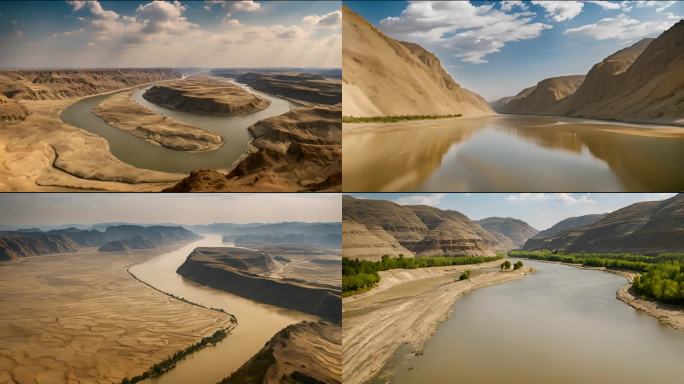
[342,260,532,384]
[0,246,234,384]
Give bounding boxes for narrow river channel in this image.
[60,79,293,174]
[387,259,684,384]
[129,235,314,384]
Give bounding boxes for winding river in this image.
[343,115,684,191]
[60,79,293,174]
[129,235,314,384]
[385,260,684,384]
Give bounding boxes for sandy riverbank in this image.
[93,89,225,152]
[0,245,234,383]
[342,260,532,384]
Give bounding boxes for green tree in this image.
[513,261,523,270]
[459,270,470,280]
[501,261,511,270]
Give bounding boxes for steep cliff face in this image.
[523,194,684,253]
[522,213,607,250]
[223,321,341,384]
[0,234,79,261]
[102,225,200,246]
[0,68,180,101]
[342,6,492,117]
[166,105,342,192]
[476,217,538,249]
[342,196,501,261]
[177,247,341,321]
[496,75,585,114]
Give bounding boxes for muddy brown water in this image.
[130,235,313,384]
[385,259,684,384]
[342,115,684,191]
[60,79,293,174]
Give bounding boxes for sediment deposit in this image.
[93,89,225,152]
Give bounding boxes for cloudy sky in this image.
[0,193,341,226]
[0,1,341,68]
[346,0,683,100]
[347,193,676,230]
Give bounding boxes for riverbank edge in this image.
[125,260,239,383]
[517,258,684,331]
[342,262,534,384]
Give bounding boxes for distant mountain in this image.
[343,196,503,261]
[98,236,155,252]
[522,194,684,253]
[494,75,585,114]
[196,222,341,248]
[0,225,199,261]
[342,6,492,117]
[476,217,538,249]
[521,213,607,250]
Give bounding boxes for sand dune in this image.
[342,6,492,117]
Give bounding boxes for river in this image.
[129,235,314,384]
[385,260,684,384]
[60,79,293,174]
[342,115,684,191]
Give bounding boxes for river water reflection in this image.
[342,115,684,191]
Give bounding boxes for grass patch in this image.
[218,344,276,384]
[342,114,462,123]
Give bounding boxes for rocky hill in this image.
[0,68,180,101]
[0,225,199,260]
[476,217,538,249]
[165,105,341,192]
[522,194,683,253]
[495,75,585,114]
[342,6,492,117]
[222,321,341,384]
[342,196,503,261]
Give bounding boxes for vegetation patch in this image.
[122,328,231,384]
[218,343,276,384]
[342,254,503,295]
[633,261,684,304]
[509,250,684,272]
[342,114,462,123]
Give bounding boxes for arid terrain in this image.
[494,21,684,125]
[342,6,492,117]
[224,321,341,384]
[177,246,341,321]
[0,245,234,384]
[342,261,532,384]
[166,104,342,192]
[0,68,341,192]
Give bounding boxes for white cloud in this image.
[531,1,584,22]
[587,1,622,10]
[499,1,528,12]
[565,12,679,40]
[395,193,446,206]
[505,193,595,204]
[303,10,342,29]
[380,1,551,64]
[204,0,260,12]
[67,0,119,20]
[64,27,84,36]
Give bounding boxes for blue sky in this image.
[345,0,683,100]
[0,1,341,68]
[0,193,341,226]
[347,193,676,230]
